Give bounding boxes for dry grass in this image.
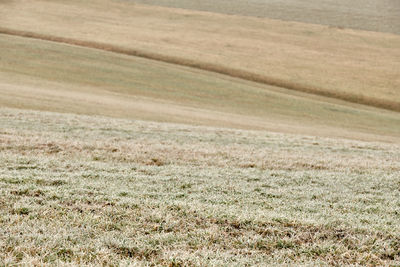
[0,0,399,111]
[129,0,400,35]
[1,0,399,265]
[1,27,399,113]
[0,108,399,266]
[1,34,400,143]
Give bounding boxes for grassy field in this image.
[0,0,400,265]
[1,0,400,111]
[1,108,399,265]
[1,34,400,142]
[129,0,400,35]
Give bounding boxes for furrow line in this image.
[1,27,399,112]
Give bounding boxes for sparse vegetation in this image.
[0,108,399,265]
[0,0,399,265]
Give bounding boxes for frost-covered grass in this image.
[0,108,399,266]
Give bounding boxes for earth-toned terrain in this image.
[0,0,399,265]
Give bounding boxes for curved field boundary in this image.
[1,27,399,112]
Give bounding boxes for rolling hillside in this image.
[130,0,400,35]
[0,0,399,265]
[1,0,400,112]
[1,34,400,141]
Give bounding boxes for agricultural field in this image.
[1,0,400,111]
[0,0,399,265]
[1,108,399,265]
[1,34,400,142]
[130,0,400,35]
